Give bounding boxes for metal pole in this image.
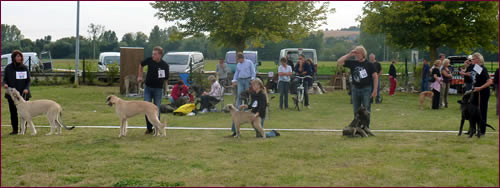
[28,56,31,72]
[74,1,80,86]
[405,58,408,87]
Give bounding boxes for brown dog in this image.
[223,104,266,138]
[419,91,434,109]
[106,95,166,137]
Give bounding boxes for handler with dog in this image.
[137,46,169,135]
[469,53,493,135]
[3,50,31,135]
[337,46,378,128]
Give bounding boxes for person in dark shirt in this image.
[470,53,493,135]
[459,58,474,91]
[3,50,31,135]
[421,59,430,92]
[430,60,442,109]
[338,46,378,129]
[494,68,499,116]
[388,61,397,96]
[230,78,280,138]
[294,54,313,108]
[369,53,382,103]
[137,46,169,135]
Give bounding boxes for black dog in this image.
[342,105,375,137]
[457,91,495,138]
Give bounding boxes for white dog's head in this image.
[5,87,23,102]
[106,95,119,107]
[223,104,237,113]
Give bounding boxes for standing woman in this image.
[277,57,292,109]
[388,60,397,96]
[430,60,442,109]
[3,50,31,135]
[470,52,493,135]
[440,59,452,108]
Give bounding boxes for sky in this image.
[1,1,365,41]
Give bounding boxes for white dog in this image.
[5,88,75,135]
[106,95,166,137]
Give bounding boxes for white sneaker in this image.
[187,112,196,116]
[210,108,218,112]
[200,109,208,114]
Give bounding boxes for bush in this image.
[106,63,119,86]
[84,61,97,85]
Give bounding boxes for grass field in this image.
[1,85,499,186]
[52,59,499,75]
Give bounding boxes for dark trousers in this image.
[472,89,491,134]
[432,89,440,109]
[6,95,29,133]
[278,81,290,109]
[200,95,219,110]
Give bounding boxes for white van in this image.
[1,52,49,72]
[279,48,317,65]
[98,52,120,72]
[162,52,204,73]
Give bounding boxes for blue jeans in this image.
[144,86,163,131]
[278,81,290,109]
[231,115,277,137]
[352,86,372,128]
[236,78,251,107]
[421,78,429,92]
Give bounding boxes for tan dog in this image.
[223,104,266,138]
[106,95,166,137]
[419,91,434,109]
[5,88,75,135]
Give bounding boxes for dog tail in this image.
[485,123,495,131]
[56,111,75,130]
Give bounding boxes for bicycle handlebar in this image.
[295,75,313,79]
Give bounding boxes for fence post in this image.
[28,56,31,72]
[405,58,408,87]
[82,58,86,84]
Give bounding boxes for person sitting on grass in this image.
[199,75,223,113]
[169,80,193,104]
[226,78,280,138]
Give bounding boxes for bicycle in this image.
[293,75,312,111]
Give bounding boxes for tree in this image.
[99,30,119,52]
[360,1,499,62]
[34,35,52,53]
[87,23,105,59]
[1,24,23,43]
[19,39,34,52]
[151,1,334,52]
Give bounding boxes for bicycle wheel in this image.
[296,90,302,111]
[299,89,304,110]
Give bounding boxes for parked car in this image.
[162,51,204,73]
[1,52,52,73]
[224,51,261,73]
[98,52,120,72]
[278,48,318,73]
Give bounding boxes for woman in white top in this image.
[278,57,293,109]
[200,75,223,113]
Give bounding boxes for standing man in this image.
[216,58,231,87]
[369,53,382,103]
[421,59,430,92]
[3,50,31,135]
[138,46,169,135]
[338,46,378,128]
[388,61,397,96]
[232,52,256,108]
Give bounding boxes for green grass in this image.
[1,85,499,186]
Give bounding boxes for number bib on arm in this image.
[16,71,27,79]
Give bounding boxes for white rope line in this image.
[1,125,497,134]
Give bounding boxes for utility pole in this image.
[74,1,80,87]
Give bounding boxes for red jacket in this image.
[171,84,193,102]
